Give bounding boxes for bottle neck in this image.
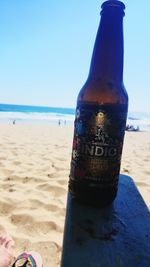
[88,6,124,84]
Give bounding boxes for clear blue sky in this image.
[0,0,149,112]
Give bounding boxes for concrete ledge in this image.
[61,175,150,267]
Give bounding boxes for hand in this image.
[0,235,14,267]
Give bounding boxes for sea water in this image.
[0,103,75,126]
[0,103,150,131]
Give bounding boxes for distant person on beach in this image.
[12,120,16,125]
[126,124,140,132]
[58,119,61,126]
[0,234,42,267]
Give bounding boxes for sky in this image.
[0,0,150,112]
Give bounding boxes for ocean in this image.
[0,103,75,126]
[0,103,150,131]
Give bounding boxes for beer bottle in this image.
[69,0,128,207]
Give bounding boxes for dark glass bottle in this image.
[69,0,128,207]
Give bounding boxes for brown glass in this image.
[69,0,128,207]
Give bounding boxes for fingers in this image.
[0,234,7,245]
[6,239,15,249]
[0,234,15,249]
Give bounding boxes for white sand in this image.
[0,123,149,266]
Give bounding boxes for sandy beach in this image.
[0,123,150,266]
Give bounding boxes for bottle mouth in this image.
[101,0,125,13]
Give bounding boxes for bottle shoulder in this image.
[77,78,128,106]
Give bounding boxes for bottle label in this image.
[70,104,127,187]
